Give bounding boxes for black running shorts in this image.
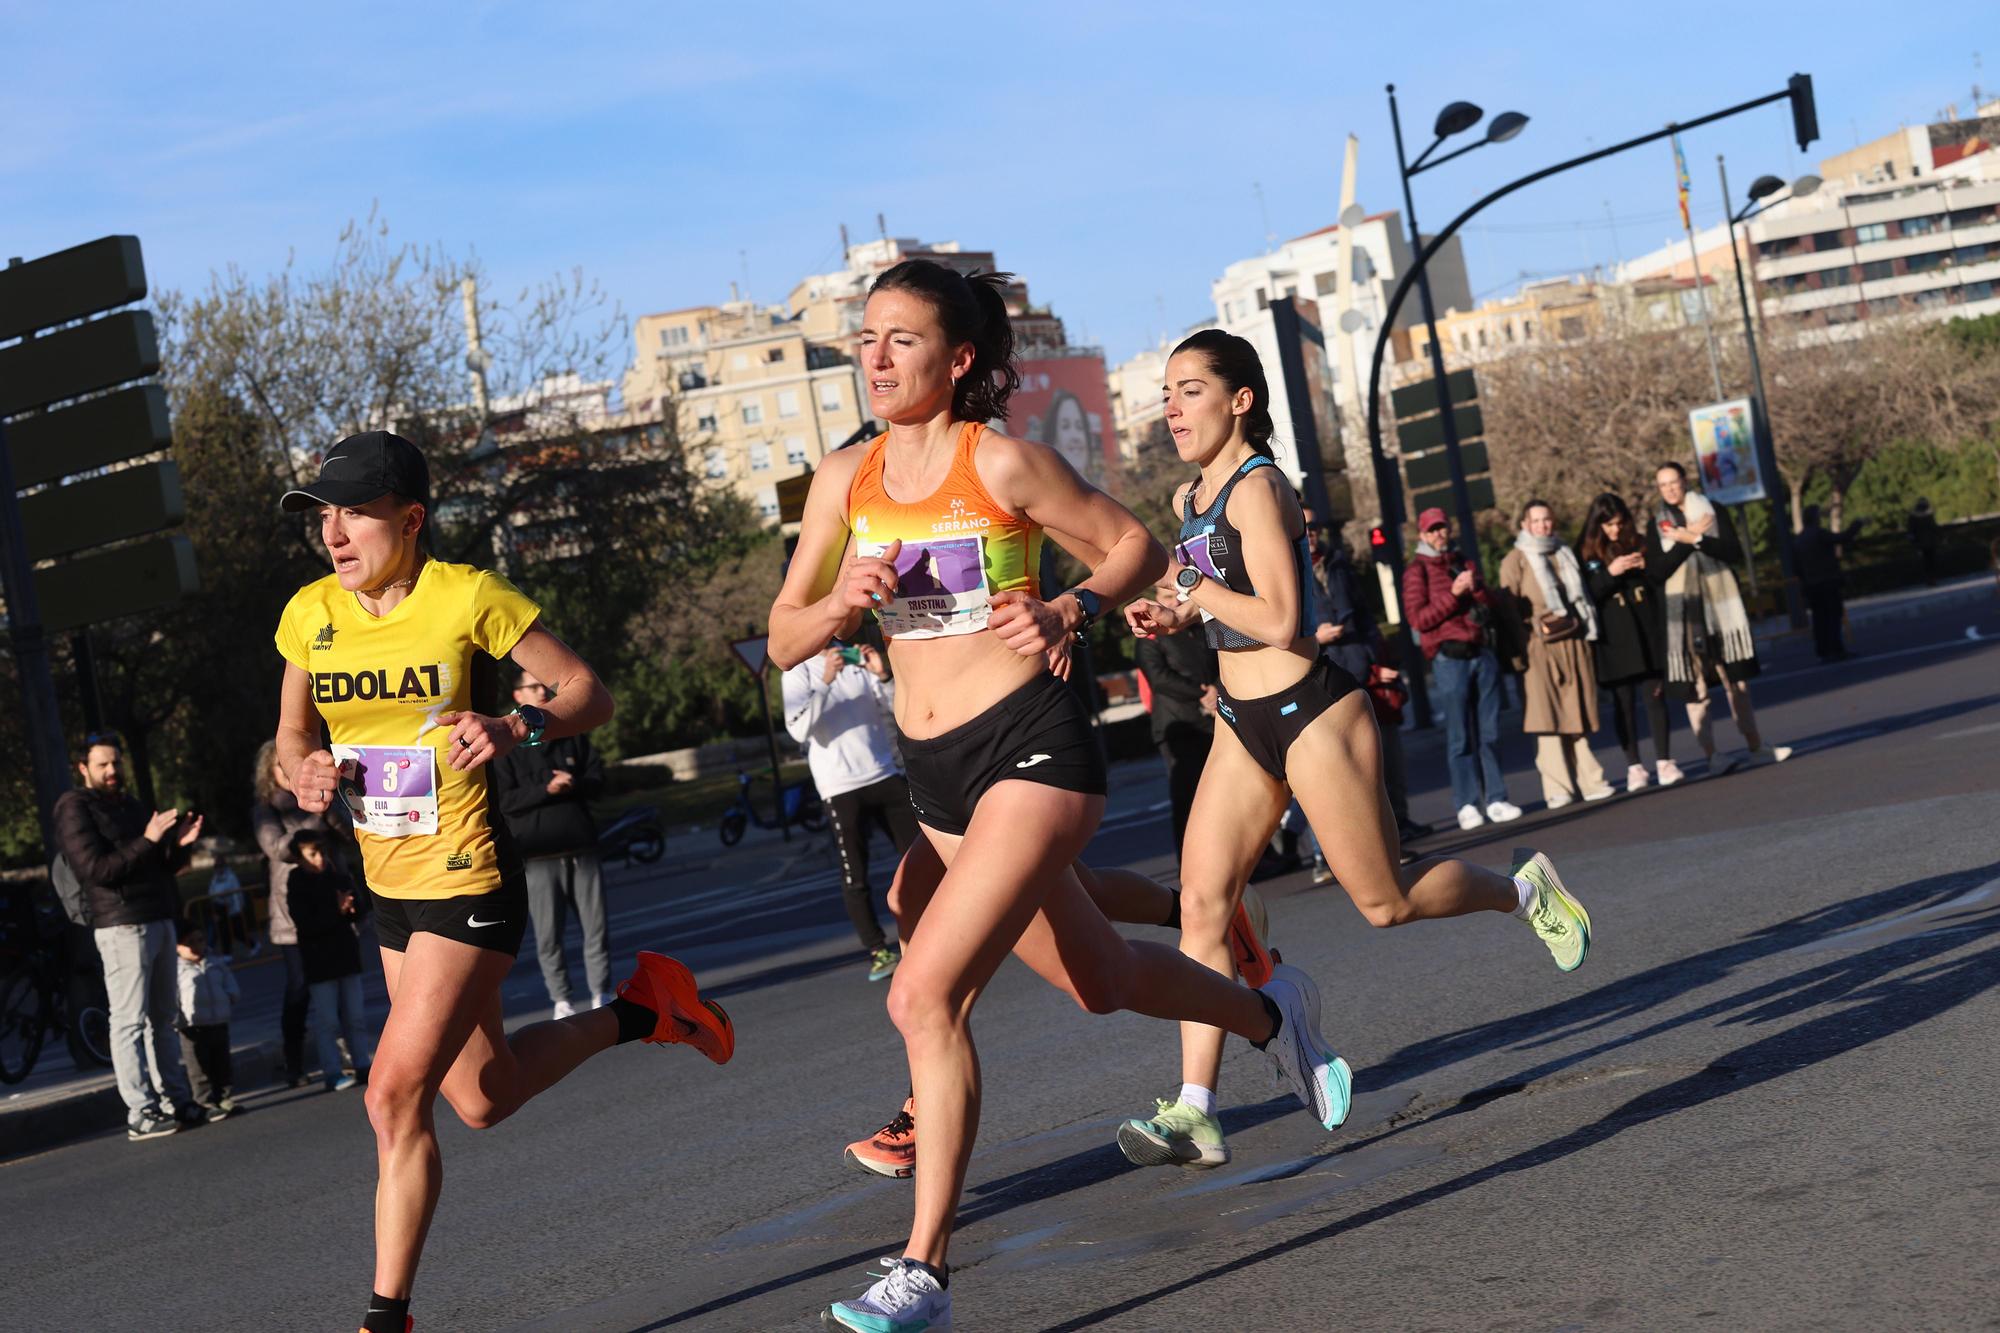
[372,872,530,957]
[899,671,1107,836]
[1216,655,1362,782]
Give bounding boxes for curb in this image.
[1,1037,286,1161]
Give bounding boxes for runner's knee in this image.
[364,1068,427,1141]
[886,970,964,1043]
[1176,882,1235,942]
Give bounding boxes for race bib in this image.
[333,744,439,838]
[860,535,992,639]
[1177,529,1228,623]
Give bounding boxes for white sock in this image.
[1179,1083,1217,1116]
[1511,874,1536,919]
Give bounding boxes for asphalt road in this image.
[5,595,1998,1331]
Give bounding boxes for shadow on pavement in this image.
[1044,859,2000,1330]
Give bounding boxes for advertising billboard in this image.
[1008,353,1118,489]
[1686,397,1766,505]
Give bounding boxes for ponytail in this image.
[1171,328,1275,458]
[870,260,1020,423]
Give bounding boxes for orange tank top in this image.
[846,421,1043,640]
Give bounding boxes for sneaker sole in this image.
[843,1147,914,1179]
[1516,850,1591,971]
[1116,1119,1229,1168]
[824,1302,951,1331]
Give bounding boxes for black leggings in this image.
[1607,679,1671,766]
[826,775,921,953]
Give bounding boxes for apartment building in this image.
[620,301,867,522]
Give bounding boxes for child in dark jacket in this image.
[286,829,373,1091]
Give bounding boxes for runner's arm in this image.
[771,448,884,669]
[276,664,338,815]
[497,624,613,744]
[989,434,1167,632]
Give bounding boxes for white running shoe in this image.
[825,1257,951,1331]
[1655,759,1686,786]
[551,997,579,1021]
[1582,785,1616,802]
[1258,963,1352,1131]
[1457,804,1487,830]
[1625,763,1650,792]
[591,992,614,1010]
[1486,800,1524,823]
[1545,793,1575,810]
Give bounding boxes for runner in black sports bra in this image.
[1116,329,1596,1174]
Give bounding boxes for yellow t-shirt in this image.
[274,561,541,900]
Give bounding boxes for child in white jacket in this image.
[176,920,242,1118]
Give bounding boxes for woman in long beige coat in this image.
[1499,500,1615,808]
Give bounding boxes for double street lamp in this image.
[1387,86,1530,567]
[1719,161,1821,627]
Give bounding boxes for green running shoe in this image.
[868,948,900,982]
[1117,1096,1231,1168]
[1515,848,1591,972]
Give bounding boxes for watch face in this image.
[519,705,548,731]
[1177,567,1202,589]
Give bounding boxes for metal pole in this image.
[755,664,790,841]
[1718,156,1806,628]
[1388,85,1482,570]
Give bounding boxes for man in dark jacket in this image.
[54,734,205,1141]
[1399,508,1521,831]
[492,669,610,1018]
[1134,626,1217,856]
[1793,505,1862,661]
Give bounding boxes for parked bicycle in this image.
[719,768,825,846]
[0,893,112,1083]
[599,803,665,865]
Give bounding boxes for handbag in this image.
[1365,664,1407,725]
[1538,611,1581,643]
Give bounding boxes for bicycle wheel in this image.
[630,836,665,864]
[719,810,747,847]
[0,969,47,1084]
[68,1002,111,1070]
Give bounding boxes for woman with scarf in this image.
[1651,462,1792,770]
[1499,500,1616,808]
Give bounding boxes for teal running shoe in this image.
[824,1256,951,1331]
[1261,963,1353,1131]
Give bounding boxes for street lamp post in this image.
[1719,158,1820,629]
[1386,86,1529,568]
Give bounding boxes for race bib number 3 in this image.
[333,744,439,838]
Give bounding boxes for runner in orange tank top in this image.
[768,258,1345,1332]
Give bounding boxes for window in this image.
[1965,280,1994,302]
[1901,214,1943,236]
[1458,333,1471,352]
[1255,289,1270,311]
[825,428,847,452]
[1913,288,1949,309]
[749,442,772,471]
[1476,328,1487,348]
[1951,205,1998,228]
[704,448,727,479]
[1314,271,1339,296]
[1954,244,1989,264]
[1905,251,1946,274]
[1558,316,1585,340]
[1503,322,1515,344]
[819,381,842,411]
[659,325,690,348]
[1523,319,1535,339]
[1854,222,1889,244]
[767,346,785,363]
[1811,230,1846,252]
[741,401,763,425]
[1820,266,1857,288]
[777,389,800,418]
[1860,260,1895,282]
[696,411,718,433]
[786,436,807,466]
[757,488,780,520]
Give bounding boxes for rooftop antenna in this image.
[739,248,752,301]
[1253,180,1276,253]
[839,222,850,258]
[876,212,888,241]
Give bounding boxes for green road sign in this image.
[1403,442,1490,491]
[1410,476,1496,518]
[20,461,183,561]
[32,534,199,635]
[1389,367,1477,420]
[1395,405,1485,455]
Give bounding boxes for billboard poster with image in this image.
[1007,354,1118,490]
[1686,398,1766,505]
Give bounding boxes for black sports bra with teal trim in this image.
[1175,455,1320,650]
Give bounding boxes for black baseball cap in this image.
[280,431,431,513]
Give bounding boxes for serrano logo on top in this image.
[312,663,447,705]
[933,495,993,535]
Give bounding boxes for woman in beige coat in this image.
[1499,500,1615,808]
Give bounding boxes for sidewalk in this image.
[1752,572,1993,646]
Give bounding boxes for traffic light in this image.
[1788,73,1819,152]
[1369,525,1388,550]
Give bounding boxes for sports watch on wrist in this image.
[1059,586,1101,632]
[510,704,549,747]
[1175,565,1204,602]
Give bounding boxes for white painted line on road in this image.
[1786,878,2000,956]
[1762,628,1998,684]
[1936,721,2000,741]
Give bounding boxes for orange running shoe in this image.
[1228,888,1274,988]
[844,1096,916,1179]
[617,951,735,1065]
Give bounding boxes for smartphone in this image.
[839,646,864,666]
[1659,514,1677,531]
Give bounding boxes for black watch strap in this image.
[1061,586,1101,630]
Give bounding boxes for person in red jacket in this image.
[1400,508,1522,830]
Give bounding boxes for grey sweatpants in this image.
[94,920,193,1119]
[525,852,610,1003]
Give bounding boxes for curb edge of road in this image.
[1,1037,286,1161]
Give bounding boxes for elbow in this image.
[1136,535,1170,588]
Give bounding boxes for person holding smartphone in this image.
[782,638,919,981]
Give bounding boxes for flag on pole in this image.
[1672,131,1692,231]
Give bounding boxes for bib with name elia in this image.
[845,422,1042,639]
[275,561,540,900]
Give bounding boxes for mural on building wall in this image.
[1008,355,1118,488]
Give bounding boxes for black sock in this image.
[610,995,657,1044]
[902,1257,949,1289]
[1249,988,1283,1051]
[361,1292,410,1333]
[1161,890,1181,930]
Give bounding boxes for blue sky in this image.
[5,2,1983,374]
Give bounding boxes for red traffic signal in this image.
[1369,525,1388,548]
